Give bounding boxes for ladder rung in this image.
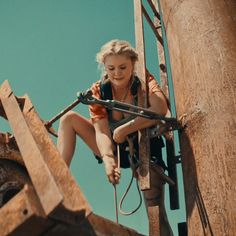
[147,0,161,20]
[141,4,163,46]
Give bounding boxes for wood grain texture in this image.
[0,81,63,215]
[160,0,236,235]
[134,0,151,191]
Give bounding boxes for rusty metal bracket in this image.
[77,90,181,134]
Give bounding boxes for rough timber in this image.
[0,80,144,236]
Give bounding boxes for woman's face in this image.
[104,54,134,89]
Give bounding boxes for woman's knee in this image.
[59,111,93,138]
[60,111,82,127]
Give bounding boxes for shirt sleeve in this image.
[89,81,108,123]
[148,73,163,94]
[147,73,170,107]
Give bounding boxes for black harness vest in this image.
[96,76,167,170]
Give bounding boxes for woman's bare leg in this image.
[57,111,100,166]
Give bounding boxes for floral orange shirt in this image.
[89,74,164,123]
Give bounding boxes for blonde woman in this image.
[57,39,173,235]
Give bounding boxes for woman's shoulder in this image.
[146,71,158,84]
[146,72,162,93]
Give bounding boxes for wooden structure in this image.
[159,0,236,235]
[3,0,233,234]
[0,2,180,235]
[134,1,181,235]
[0,80,144,236]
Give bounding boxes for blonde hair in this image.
[96,39,139,66]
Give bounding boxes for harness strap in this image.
[100,75,140,105]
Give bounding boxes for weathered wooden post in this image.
[0,81,145,236]
[159,0,236,235]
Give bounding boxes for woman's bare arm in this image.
[93,119,120,184]
[113,91,168,143]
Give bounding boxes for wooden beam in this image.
[0,81,63,215]
[0,185,53,236]
[0,185,144,236]
[87,213,145,236]
[21,94,92,223]
[148,206,160,236]
[42,213,144,236]
[0,80,145,234]
[134,0,151,191]
[0,80,91,222]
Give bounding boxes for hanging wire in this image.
[117,140,143,216]
[119,172,142,216]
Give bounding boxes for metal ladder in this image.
[133,1,187,235]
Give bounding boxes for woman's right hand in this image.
[102,155,120,185]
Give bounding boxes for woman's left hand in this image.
[113,126,126,143]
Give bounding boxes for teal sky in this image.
[0,1,185,235]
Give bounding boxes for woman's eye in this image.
[120,67,126,70]
[108,68,115,71]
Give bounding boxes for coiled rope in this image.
[113,140,142,223]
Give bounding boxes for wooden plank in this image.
[148,206,160,236]
[134,2,175,235]
[134,0,151,190]
[0,185,53,236]
[0,184,142,236]
[43,213,144,236]
[0,80,63,215]
[22,94,92,223]
[87,213,145,236]
[134,0,148,94]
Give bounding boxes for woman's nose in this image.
[114,68,121,76]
